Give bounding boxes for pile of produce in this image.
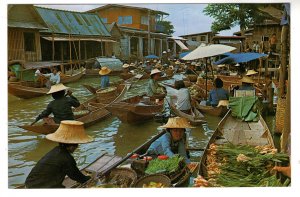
[188,84,206,100]
[194,143,290,187]
[145,155,184,175]
[143,182,165,188]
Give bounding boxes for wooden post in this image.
[267,87,274,112]
[60,42,64,62]
[52,32,55,61]
[278,25,288,97]
[280,70,290,153]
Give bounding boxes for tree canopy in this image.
[203,4,271,33]
[156,20,175,35]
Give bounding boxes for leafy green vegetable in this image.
[145,155,183,175]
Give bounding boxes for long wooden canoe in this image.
[17,130,194,188]
[8,69,85,99]
[195,102,229,117]
[198,109,274,179]
[19,84,129,134]
[105,95,164,124]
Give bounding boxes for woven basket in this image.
[105,167,137,188]
[134,174,172,188]
[275,97,286,134]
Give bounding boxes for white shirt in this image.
[176,88,191,111]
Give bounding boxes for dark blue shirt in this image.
[208,88,229,106]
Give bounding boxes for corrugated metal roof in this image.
[8,21,48,30]
[35,6,111,36]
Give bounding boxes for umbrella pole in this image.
[205,58,208,99]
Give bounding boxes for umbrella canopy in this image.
[213,52,268,65]
[145,54,159,59]
[179,51,191,59]
[182,44,236,60]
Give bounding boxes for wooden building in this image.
[86,4,169,60]
[8,5,48,62]
[104,22,123,57]
[180,31,216,50]
[167,36,189,58]
[212,36,246,53]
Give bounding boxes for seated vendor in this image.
[146,117,194,164]
[208,77,229,107]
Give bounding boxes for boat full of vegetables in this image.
[194,143,290,187]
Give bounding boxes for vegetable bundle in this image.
[145,155,183,175]
[203,143,290,187]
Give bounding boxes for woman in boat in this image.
[25,120,93,188]
[33,83,80,125]
[145,68,165,97]
[99,66,111,89]
[239,76,255,90]
[207,77,229,107]
[174,80,192,114]
[41,67,61,89]
[146,117,194,164]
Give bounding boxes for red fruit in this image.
[143,156,153,161]
[130,154,139,159]
[158,155,169,160]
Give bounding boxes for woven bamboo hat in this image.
[241,76,255,84]
[217,100,229,107]
[46,120,94,144]
[246,69,258,76]
[130,63,136,67]
[99,66,112,75]
[122,63,130,68]
[150,68,162,76]
[47,83,69,94]
[175,60,181,64]
[160,117,195,129]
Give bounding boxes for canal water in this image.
[7,76,277,188]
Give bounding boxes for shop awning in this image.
[42,36,117,43]
[174,40,189,50]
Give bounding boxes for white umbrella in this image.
[182,44,236,60]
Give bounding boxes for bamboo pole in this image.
[278,25,288,97]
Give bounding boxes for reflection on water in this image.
[8,76,276,188]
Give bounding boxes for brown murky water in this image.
[8,76,276,188]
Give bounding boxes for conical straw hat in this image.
[46,120,94,144]
[241,76,255,84]
[150,68,161,76]
[246,69,258,76]
[217,100,229,107]
[99,66,112,75]
[122,63,129,68]
[160,117,195,129]
[47,83,69,94]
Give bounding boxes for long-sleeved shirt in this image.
[208,88,229,106]
[147,132,190,163]
[146,79,160,97]
[43,73,60,84]
[36,95,80,124]
[100,75,110,89]
[25,146,90,188]
[176,88,191,111]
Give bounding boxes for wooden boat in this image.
[198,109,274,179]
[8,69,85,99]
[19,84,129,134]
[105,95,164,124]
[195,102,229,117]
[168,102,206,126]
[16,130,195,188]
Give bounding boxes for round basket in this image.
[105,167,137,188]
[275,97,286,134]
[134,174,172,188]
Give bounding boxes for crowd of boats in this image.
[8,48,290,188]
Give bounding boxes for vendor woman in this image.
[146,117,194,164]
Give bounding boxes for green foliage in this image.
[156,20,175,35]
[203,4,271,33]
[145,155,183,174]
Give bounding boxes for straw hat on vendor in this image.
[150,68,162,76]
[25,120,93,188]
[160,117,195,129]
[122,63,130,68]
[99,66,111,75]
[241,76,255,84]
[46,120,93,144]
[245,69,258,76]
[47,83,69,94]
